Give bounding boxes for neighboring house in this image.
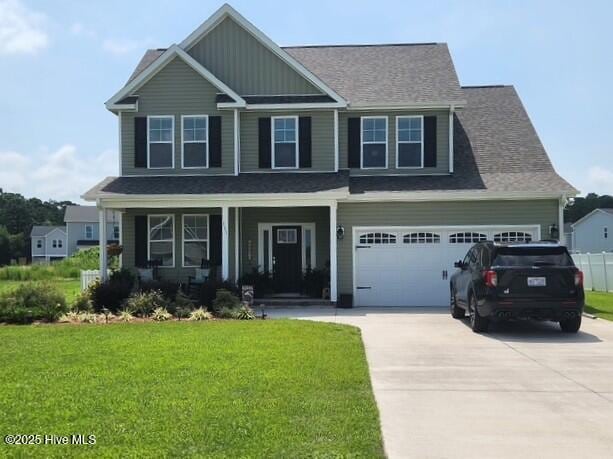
[564,222,573,252]
[83,4,577,307]
[64,205,120,255]
[571,209,613,253]
[30,226,67,263]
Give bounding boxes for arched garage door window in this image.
[493,231,532,243]
[449,232,487,244]
[403,232,441,243]
[359,232,397,244]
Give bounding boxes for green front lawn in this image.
[0,279,81,303]
[585,291,613,321]
[0,321,383,458]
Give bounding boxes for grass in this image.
[0,321,384,458]
[585,291,613,321]
[0,279,81,304]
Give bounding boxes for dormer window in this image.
[182,115,208,168]
[361,116,387,168]
[272,116,298,169]
[148,116,174,168]
[396,116,423,168]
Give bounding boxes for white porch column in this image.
[234,207,240,282]
[559,196,566,245]
[98,207,108,281]
[221,206,230,280]
[329,202,338,303]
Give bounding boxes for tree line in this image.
[0,189,76,265]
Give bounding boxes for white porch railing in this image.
[571,253,613,292]
[80,269,111,291]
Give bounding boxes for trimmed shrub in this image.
[71,290,93,313]
[139,280,180,301]
[0,283,68,324]
[88,278,132,313]
[171,291,195,319]
[198,281,239,310]
[239,268,274,298]
[109,268,135,288]
[124,290,167,317]
[212,289,241,313]
[302,268,330,298]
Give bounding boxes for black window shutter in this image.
[258,117,271,168]
[134,216,148,267]
[424,116,437,167]
[209,116,222,167]
[348,117,361,168]
[298,116,312,168]
[209,214,222,267]
[134,117,147,168]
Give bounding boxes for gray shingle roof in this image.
[30,226,65,237]
[98,172,349,196]
[350,85,576,195]
[64,205,118,223]
[283,43,465,106]
[127,49,164,83]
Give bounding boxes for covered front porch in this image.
[96,199,339,302]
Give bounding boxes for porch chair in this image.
[136,260,161,286]
[186,259,211,297]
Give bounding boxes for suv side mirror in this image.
[454,260,464,269]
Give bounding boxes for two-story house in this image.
[64,206,120,255]
[83,4,577,307]
[30,226,67,263]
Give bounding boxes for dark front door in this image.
[272,225,302,293]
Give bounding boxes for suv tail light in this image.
[483,270,498,288]
[574,271,583,287]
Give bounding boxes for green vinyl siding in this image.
[338,110,449,174]
[187,16,321,95]
[121,58,234,176]
[240,207,330,274]
[122,208,237,283]
[337,199,559,294]
[240,111,335,172]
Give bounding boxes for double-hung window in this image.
[396,116,423,168]
[36,239,42,249]
[183,215,209,268]
[113,224,120,240]
[272,116,298,168]
[52,240,57,248]
[148,116,174,168]
[148,215,174,267]
[182,115,208,168]
[361,117,387,168]
[85,224,93,240]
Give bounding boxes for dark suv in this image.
[450,241,584,333]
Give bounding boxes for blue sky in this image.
[0,0,611,202]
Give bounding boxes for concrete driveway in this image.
[269,307,613,458]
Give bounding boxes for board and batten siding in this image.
[338,110,449,175]
[240,111,335,172]
[240,207,330,274]
[121,58,234,176]
[337,199,559,294]
[187,16,321,96]
[122,208,237,282]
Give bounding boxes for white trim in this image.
[271,115,299,170]
[180,114,209,169]
[221,206,229,280]
[257,222,317,273]
[346,191,572,202]
[395,115,424,169]
[234,207,240,281]
[238,102,346,110]
[351,224,542,304]
[118,211,123,269]
[147,214,175,268]
[360,116,388,170]
[118,111,122,175]
[105,44,245,108]
[558,197,565,245]
[329,202,338,302]
[147,115,175,169]
[333,109,339,172]
[98,208,108,282]
[449,106,455,173]
[233,109,239,176]
[179,4,346,105]
[181,214,210,268]
[347,102,466,111]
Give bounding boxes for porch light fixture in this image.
[549,223,559,240]
[336,224,345,240]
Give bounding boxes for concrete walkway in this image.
[269,307,613,458]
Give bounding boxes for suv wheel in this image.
[559,315,582,333]
[468,294,489,333]
[450,289,465,319]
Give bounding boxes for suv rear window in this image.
[492,246,574,267]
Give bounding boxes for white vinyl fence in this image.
[572,253,613,292]
[80,270,111,291]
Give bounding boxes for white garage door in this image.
[354,225,540,307]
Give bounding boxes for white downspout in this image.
[449,105,455,173]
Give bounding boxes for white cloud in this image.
[587,166,613,196]
[0,145,117,203]
[70,21,96,38]
[102,37,151,56]
[0,0,48,55]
